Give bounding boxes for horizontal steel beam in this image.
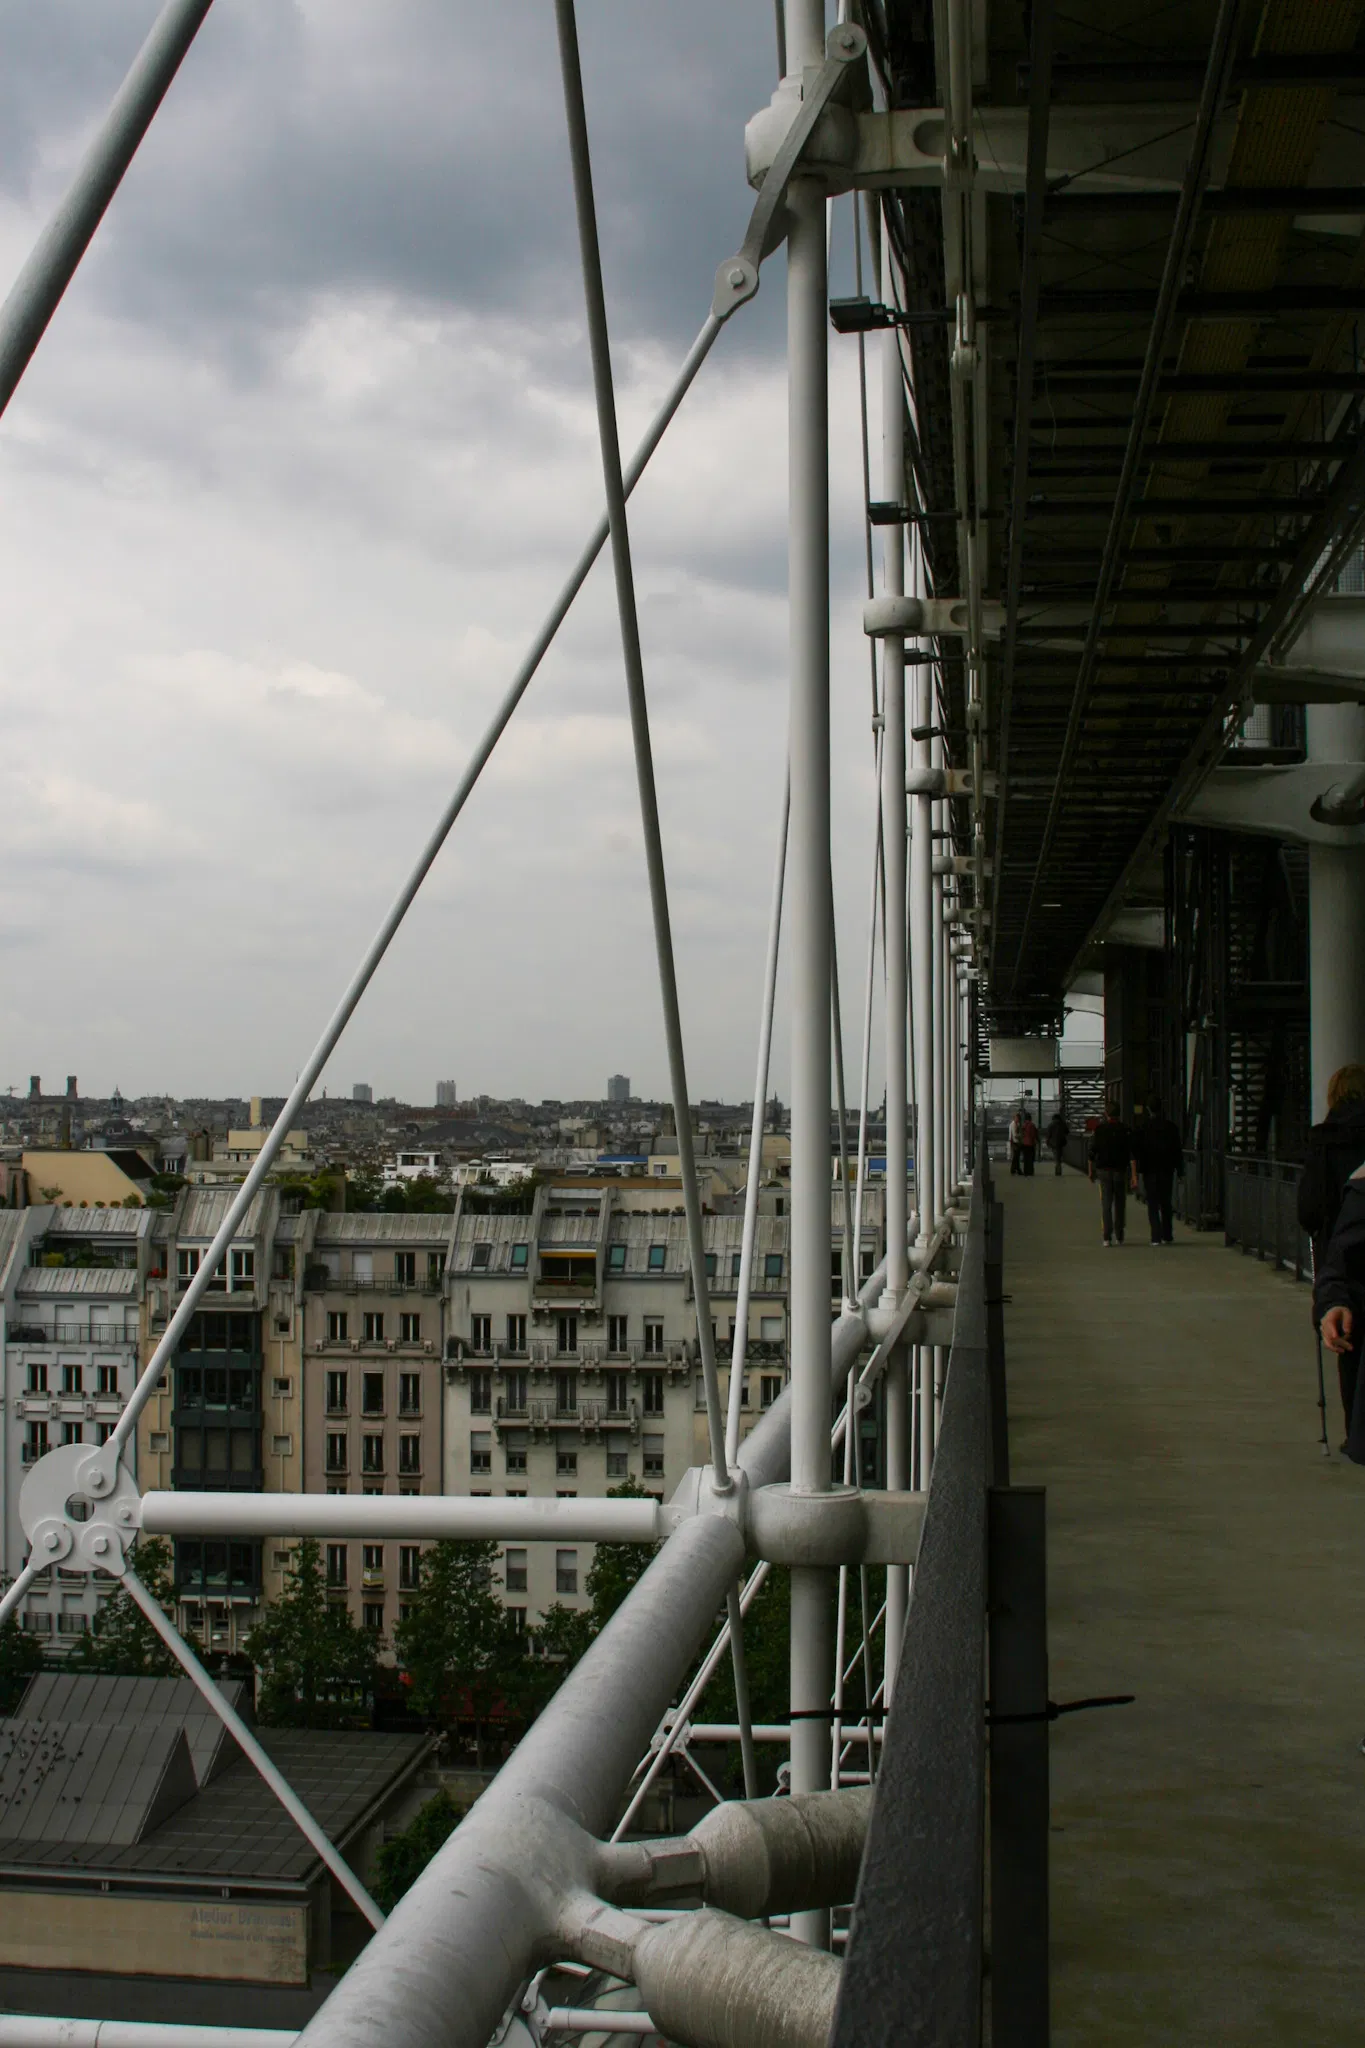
[1037,370,1365,395]
[139,1491,664,1544]
[1045,185,1365,217]
[1038,286,1365,319]
[1022,495,1322,519]
[1024,55,1365,92]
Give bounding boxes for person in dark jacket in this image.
[1313,1167,1365,1458]
[1298,1064,1365,1274]
[1045,1110,1069,1176]
[1134,1096,1184,1246]
[1087,1104,1137,1246]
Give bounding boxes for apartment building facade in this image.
[3,1206,155,1645]
[301,1213,450,1639]
[438,1181,883,1628]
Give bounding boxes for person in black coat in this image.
[1134,1096,1184,1246]
[1314,1169,1365,1459]
[1298,1064,1365,1274]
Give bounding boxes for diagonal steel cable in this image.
[553,0,728,1490]
[119,1566,383,1927]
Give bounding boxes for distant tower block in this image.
[27,1076,40,1102]
[436,1080,457,1108]
[65,1076,77,1100]
[607,1074,630,1105]
[353,1083,374,1104]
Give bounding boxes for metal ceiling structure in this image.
[854,0,1365,1032]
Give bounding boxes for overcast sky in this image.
[0,0,896,1106]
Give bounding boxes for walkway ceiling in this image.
[869,0,1365,1034]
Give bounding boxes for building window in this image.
[326,1544,348,1587]
[606,1370,629,1415]
[272,1434,293,1456]
[57,1612,89,1637]
[860,1245,876,1279]
[231,1248,254,1286]
[731,1252,742,1279]
[399,1546,421,1590]
[764,1253,784,1279]
[470,1431,492,1474]
[557,1314,578,1355]
[271,1375,292,1396]
[469,1371,491,1415]
[326,1370,348,1413]
[704,1251,717,1278]
[363,1312,385,1344]
[178,1248,200,1284]
[399,1312,421,1344]
[510,1243,528,1270]
[608,1243,626,1271]
[505,1433,528,1474]
[398,1435,421,1475]
[557,1449,578,1477]
[395,1252,416,1286]
[648,1244,666,1271]
[61,1422,83,1446]
[642,1372,664,1415]
[606,1440,628,1479]
[643,1434,665,1478]
[362,1434,384,1474]
[96,1422,115,1445]
[503,1368,528,1414]
[363,1545,384,1584]
[363,1603,385,1633]
[471,1314,492,1354]
[555,1550,578,1596]
[362,1372,385,1416]
[607,1316,628,1354]
[504,1547,528,1593]
[399,1371,422,1414]
[23,1421,48,1465]
[555,1370,577,1417]
[327,1311,349,1343]
[506,1314,527,1354]
[761,1374,783,1409]
[643,1319,664,1357]
[62,1363,83,1395]
[428,1252,446,1284]
[150,1431,170,1454]
[760,1315,783,1342]
[325,1432,348,1474]
[25,1361,47,1394]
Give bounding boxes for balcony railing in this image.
[9,1324,131,1345]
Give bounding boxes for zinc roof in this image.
[19,1675,248,1788]
[16,1267,138,1298]
[179,1190,269,1241]
[315,1214,454,1245]
[41,1209,154,1239]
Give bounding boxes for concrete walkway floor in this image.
[999,1164,1365,2044]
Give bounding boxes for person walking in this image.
[1019,1111,1039,1177]
[1087,1101,1137,1246]
[1134,1095,1184,1245]
[1007,1108,1023,1176]
[1298,1064,1365,1274]
[1045,1108,1069,1176]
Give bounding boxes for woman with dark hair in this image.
[1298,1063,1365,1272]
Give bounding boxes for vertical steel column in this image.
[909,531,936,1479]
[931,739,947,1227]
[880,237,911,1690]
[1307,704,1365,1121]
[785,0,833,1953]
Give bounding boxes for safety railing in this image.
[834,1151,1048,2048]
[1222,1154,1310,1280]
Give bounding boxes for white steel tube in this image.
[93,307,723,1487]
[0,0,215,423]
[880,234,912,1683]
[784,0,833,1951]
[909,535,936,1252]
[727,776,789,1466]
[140,1491,662,1544]
[554,0,728,1489]
[120,1570,383,1929]
[0,2027,296,2048]
[931,742,948,1228]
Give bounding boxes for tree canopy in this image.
[69,1538,181,1678]
[392,1539,519,1731]
[244,1539,379,1727]
[0,1578,45,1710]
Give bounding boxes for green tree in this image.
[392,1541,522,1756]
[244,1540,379,1727]
[372,1789,462,1911]
[0,1577,45,1710]
[583,1479,657,1631]
[70,1537,181,1677]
